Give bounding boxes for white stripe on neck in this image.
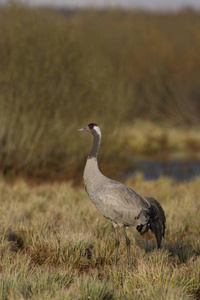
[94,125,101,138]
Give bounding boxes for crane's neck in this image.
[83,130,103,189]
[88,131,101,159]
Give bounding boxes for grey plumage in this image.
[79,123,166,266]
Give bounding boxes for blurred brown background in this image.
[0,4,200,182]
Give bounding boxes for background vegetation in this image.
[0,176,200,299]
[0,4,200,181]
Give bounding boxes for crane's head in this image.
[78,123,101,137]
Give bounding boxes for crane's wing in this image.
[93,180,151,227]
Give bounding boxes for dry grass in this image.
[115,120,200,158]
[0,176,200,299]
[0,6,199,298]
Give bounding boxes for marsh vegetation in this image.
[0,176,200,299]
[0,4,200,299]
[0,5,200,181]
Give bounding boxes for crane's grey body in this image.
[79,123,166,266]
[84,157,150,227]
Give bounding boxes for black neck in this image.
[88,131,101,159]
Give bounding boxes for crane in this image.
[79,123,166,266]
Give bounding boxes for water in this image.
[124,158,200,181]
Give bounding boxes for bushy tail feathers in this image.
[137,197,166,248]
[148,197,166,248]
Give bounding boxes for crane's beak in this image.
[78,126,90,133]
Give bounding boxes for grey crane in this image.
[79,123,166,267]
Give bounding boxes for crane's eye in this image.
[88,123,97,129]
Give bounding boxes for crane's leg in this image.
[123,226,131,267]
[112,223,120,266]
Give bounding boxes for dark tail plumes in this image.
[137,197,166,248]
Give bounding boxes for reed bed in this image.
[0,5,200,181]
